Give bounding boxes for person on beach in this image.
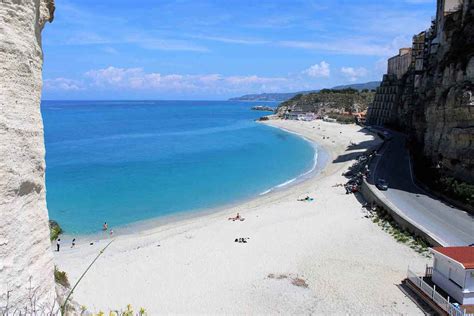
[56,238,61,252]
[71,238,76,248]
[228,212,244,221]
[103,222,108,231]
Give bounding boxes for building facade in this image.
[387,48,412,79]
[431,247,474,305]
[366,75,401,126]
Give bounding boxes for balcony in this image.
[405,267,474,316]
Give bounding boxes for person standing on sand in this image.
[71,238,76,248]
[56,238,60,252]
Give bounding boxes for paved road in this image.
[368,129,474,246]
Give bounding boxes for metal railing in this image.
[407,267,473,316]
[425,265,433,277]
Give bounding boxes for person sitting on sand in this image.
[228,212,245,221]
[298,196,313,202]
[103,222,108,231]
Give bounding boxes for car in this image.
[376,179,388,190]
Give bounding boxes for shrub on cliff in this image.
[54,266,70,288]
[49,220,63,241]
[328,114,356,124]
[439,176,474,205]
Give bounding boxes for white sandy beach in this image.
[55,120,429,314]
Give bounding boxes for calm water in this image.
[41,100,316,234]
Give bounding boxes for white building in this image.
[322,116,337,123]
[284,111,317,121]
[431,246,474,305]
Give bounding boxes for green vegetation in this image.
[49,220,63,241]
[54,266,70,288]
[438,176,474,205]
[412,153,474,211]
[367,207,430,257]
[327,114,356,124]
[277,89,375,116]
[319,88,358,94]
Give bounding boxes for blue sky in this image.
[42,0,436,100]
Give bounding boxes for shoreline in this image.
[61,122,329,241]
[55,119,430,314]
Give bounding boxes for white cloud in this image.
[43,78,83,91]
[340,67,368,82]
[81,66,289,94]
[302,61,330,78]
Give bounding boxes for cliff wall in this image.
[421,5,474,182]
[276,89,375,117]
[368,0,474,183]
[405,2,474,182]
[0,0,56,309]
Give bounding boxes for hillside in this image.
[276,88,375,117]
[229,81,380,101]
[331,81,380,91]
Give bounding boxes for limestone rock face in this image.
[415,4,474,182]
[390,2,474,183]
[0,0,56,309]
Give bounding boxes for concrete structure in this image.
[434,0,464,45]
[431,247,474,305]
[0,0,57,310]
[322,116,337,123]
[366,75,400,126]
[412,32,427,89]
[367,0,473,183]
[284,111,317,121]
[387,48,412,79]
[362,129,474,246]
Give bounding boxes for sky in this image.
[42,0,436,100]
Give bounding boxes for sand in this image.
[54,120,429,314]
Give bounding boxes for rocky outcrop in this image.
[404,1,474,182]
[368,0,474,183]
[276,89,375,117]
[0,0,56,309]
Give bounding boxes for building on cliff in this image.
[366,48,412,126]
[0,0,56,310]
[366,75,401,126]
[388,48,413,79]
[366,0,474,183]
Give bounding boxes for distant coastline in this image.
[229,81,380,101]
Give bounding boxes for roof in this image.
[432,247,474,269]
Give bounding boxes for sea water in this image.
[41,100,317,234]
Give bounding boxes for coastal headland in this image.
[55,120,429,314]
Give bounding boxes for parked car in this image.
[376,179,388,190]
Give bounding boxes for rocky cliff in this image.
[276,89,375,117]
[0,0,56,309]
[401,2,474,183]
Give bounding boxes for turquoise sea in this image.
[41,100,317,234]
